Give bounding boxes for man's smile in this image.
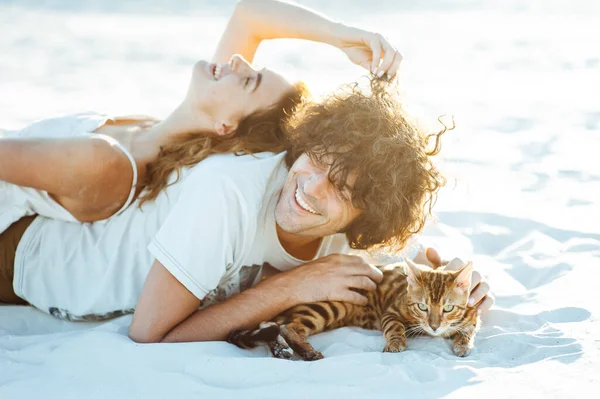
[293,183,321,215]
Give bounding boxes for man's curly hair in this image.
[284,77,449,252]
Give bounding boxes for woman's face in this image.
[187,54,292,135]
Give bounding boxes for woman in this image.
[0,0,402,233]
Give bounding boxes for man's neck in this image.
[275,224,323,261]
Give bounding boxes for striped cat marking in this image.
[228,258,480,360]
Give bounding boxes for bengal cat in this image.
[228,258,480,360]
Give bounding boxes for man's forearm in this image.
[161,275,296,343]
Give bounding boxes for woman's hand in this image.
[424,248,494,314]
[337,26,403,78]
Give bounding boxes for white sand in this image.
[1,1,599,398]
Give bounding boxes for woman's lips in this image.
[208,63,216,78]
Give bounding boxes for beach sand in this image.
[1,1,599,398]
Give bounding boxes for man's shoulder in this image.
[192,151,285,171]
[174,152,288,222]
[185,152,287,189]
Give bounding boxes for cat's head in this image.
[401,257,473,337]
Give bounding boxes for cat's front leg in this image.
[381,312,407,353]
[268,333,294,360]
[452,323,478,357]
[279,322,324,361]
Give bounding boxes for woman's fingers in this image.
[340,29,402,76]
[369,36,383,74]
[387,50,403,78]
[377,41,396,77]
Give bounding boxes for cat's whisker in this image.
[405,325,424,339]
[405,325,420,335]
[407,331,420,339]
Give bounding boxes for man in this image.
[0,80,492,343]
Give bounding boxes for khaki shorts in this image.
[0,216,36,304]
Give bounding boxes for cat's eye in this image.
[417,303,428,312]
[443,305,455,312]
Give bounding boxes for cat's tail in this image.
[227,322,281,349]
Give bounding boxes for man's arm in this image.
[129,254,383,343]
[161,274,296,343]
[129,260,295,343]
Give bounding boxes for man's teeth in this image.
[213,64,222,80]
[295,188,319,214]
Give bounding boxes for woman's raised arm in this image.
[212,0,402,78]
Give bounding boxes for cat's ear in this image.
[403,257,424,286]
[453,262,473,292]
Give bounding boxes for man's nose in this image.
[303,172,329,200]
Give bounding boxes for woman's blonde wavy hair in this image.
[138,82,309,206]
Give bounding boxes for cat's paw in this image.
[453,343,473,357]
[301,350,325,361]
[269,335,294,360]
[383,339,406,353]
[272,345,293,359]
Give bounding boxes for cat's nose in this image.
[430,324,439,331]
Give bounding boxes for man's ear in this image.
[215,120,238,136]
[403,257,423,286]
[453,262,473,292]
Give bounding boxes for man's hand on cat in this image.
[279,254,384,306]
[424,248,494,314]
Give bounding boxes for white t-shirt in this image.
[13,152,350,320]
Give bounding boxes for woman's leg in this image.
[0,216,36,304]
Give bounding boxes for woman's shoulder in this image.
[15,112,111,139]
